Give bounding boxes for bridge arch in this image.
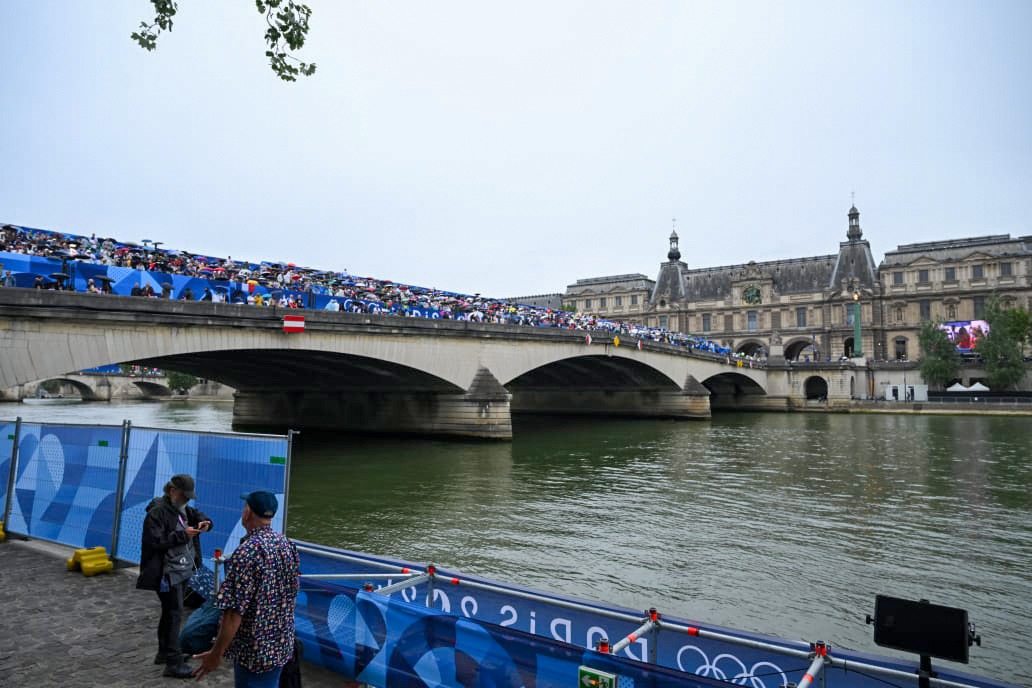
[734,339,766,357]
[35,377,96,400]
[132,380,172,398]
[804,376,828,400]
[132,348,466,395]
[785,337,819,362]
[504,354,682,391]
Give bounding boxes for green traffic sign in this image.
[578,666,616,688]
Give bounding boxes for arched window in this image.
[894,337,908,361]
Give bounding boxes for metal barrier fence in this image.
[0,418,292,568]
[292,541,1015,688]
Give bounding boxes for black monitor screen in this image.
[873,595,969,663]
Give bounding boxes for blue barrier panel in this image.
[292,541,1013,688]
[294,583,735,688]
[0,421,17,520]
[4,422,123,548]
[115,427,289,566]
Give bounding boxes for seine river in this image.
[5,401,1030,685]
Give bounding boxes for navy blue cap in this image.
[240,490,278,518]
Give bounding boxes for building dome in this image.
[667,230,681,261]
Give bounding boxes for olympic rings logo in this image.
[677,645,788,688]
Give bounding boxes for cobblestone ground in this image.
[0,538,348,688]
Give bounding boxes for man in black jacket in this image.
[136,474,213,679]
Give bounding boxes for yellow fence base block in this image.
[80,556,114,577]
[67,546,112,575]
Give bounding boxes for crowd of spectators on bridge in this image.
[1,223,765,366]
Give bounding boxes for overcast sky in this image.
[2,1,1029,297]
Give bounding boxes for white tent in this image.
[968,382,990,391]
[946,382,969,392]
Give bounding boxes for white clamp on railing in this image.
[374,571,431,596]
[610,608,661,660]
[797,641,830,688]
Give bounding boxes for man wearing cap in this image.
[137,474,213,679]
[193,490,299,686]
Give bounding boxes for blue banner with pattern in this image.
[1,421,20,522]
[292,541,1012,688]
[4,423,123,548]
[295,582,734,688]
[115,427,289,566]
[0,420,288,571]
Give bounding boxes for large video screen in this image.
[939,320,989,352]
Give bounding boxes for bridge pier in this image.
[232,367,514,440]
[510,375,711,420]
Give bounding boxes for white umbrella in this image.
[946,382,969,392]
[968,382,990,391]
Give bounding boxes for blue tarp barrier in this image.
[0,420,288,567]
[292,541,1015,688]
[3,423,122,549]
[0,421,18,522]
[115,426,289,565]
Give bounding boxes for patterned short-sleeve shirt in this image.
[215,526,300,672]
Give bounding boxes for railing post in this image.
[2,417,22,530]
[213,549,223,598]
[282,429,298,535]
[425,564,437,608]
[109,420,132,561]
[647,608,659,664]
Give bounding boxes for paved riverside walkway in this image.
[0,538,349,687]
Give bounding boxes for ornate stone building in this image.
[563,273,655,319]
[879,234,1032,361]
[564,206,1032,363]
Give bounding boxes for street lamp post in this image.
[852,290,863,358]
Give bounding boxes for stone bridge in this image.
[0,290,779,439]
[10,372,172,401]
[3,372,234,402]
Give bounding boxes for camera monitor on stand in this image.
[869,595,976,664]
[866,598,978,688]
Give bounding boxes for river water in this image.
[4,401,1030,685]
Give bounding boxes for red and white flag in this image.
[637,339,643,350]
[585,334,592,345]
[283,315,305,333]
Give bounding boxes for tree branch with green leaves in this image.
[131,0,316,82]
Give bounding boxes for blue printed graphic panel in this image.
[294,582,750,688]
[0,422,17,519]
[292,542,1011,688]
[116,428,288,565]
[5,423,123,548]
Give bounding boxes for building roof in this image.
[881,234,1031,267]
[566,273,655,295]
[675,255,839,301]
